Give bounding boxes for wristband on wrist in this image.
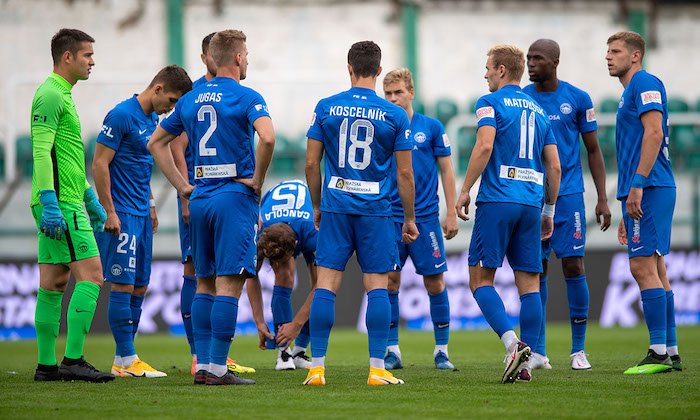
[149,199,156,207]
[542,203,555,218]
[631,173,648,189]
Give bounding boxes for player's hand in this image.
[236,178,262,199]
[402,220,419,244]
[104,211,121,235]
[179,183,194,201]
[596,199,612,231]
[83,187,106,233]
[38,190,67,240]
[150,205,158,234]
[276,322,302,349]
[181,197,190,225]
[442,212,459,240]
[618,219,628,245]
[541,215,554,240]
[256,321,274,351]
[626,187,643,220]
[456,190,471,221]
[313,208,322,230]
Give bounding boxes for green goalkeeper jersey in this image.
[30,73,90,206]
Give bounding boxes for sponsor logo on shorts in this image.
[573,211,582,240]
[77,241,89,253]
[640,90,662,105]
[110,264,123,276]
[430,231,442,258]
[632,219,641,243]
[414,132,426,144]
[129,257,136,269]
[631,246,644,252]
[560,103,572,114]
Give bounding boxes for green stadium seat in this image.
[16,135,33,178]
[456,127,477,173]
[667,98,689,113]
[434,98,458,126]
[599,97,619,113]
[271,134,297,175]
[695,98,700,112]
[84,136,97,178]
[597,127,617,170]
[670,126,699,170]
[0,144,5,180]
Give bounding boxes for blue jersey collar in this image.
[349,86,377,96]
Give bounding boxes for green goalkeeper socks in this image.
[35,288,63,366]
[65,281,100,360]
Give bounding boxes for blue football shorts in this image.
[315,212,398,273]
[622,186,675,258]
[177,196,192,264]
[189,191,259,278]
[96,211,153,287]
[541,192,586,261]
[468,202,542,273]
[393,215,447,276]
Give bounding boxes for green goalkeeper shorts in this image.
[32,202,100,265]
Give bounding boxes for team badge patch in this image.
[560,103,572,114]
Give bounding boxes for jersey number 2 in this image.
[338,118,374,170]
[198,105,218,157]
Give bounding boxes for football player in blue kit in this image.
[456,45,561,383]
[149,29,275,385]
[524,39,612,371]
[606,31,681,374]
[304,41,419,386]
[93,65,192,378]
[382,68,458,370]
[170,32,255,376]
[255,180,318,371]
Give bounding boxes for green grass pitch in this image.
[1,325,698,419]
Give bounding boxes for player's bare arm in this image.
[582,130,611,230]
[149,189,158,233]
[305,139,324,229]
[170,132,191,224]
[246,276,274,350]
[148,126,193,199]
[277,261,317,346]
[627,110,663,220]
[244,116,275,198]
[395,149,419,244]
[437,155,458,239]
[456,125,496,221]
[92,143,120,235]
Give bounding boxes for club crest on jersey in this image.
[414,132,426,144]
[110,264,123,276]
[560,103,572,114]
[619,97,625,109]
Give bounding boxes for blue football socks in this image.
[388,291,400,347]
[210,295,239,368]
[130,294,144,339]
[366,289,391,360]
[565,275,589,354]
[666,290,678,348]
[534,276,548,355]
[310,288,335,358]
[519,292,542,349]
[429,288,450,346]
[192,293,214,366]
[108,290,135,358]
[473,286,512,337]
[180,275,197,355]
[640,288,667,348]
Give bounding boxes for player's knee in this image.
[133,285,148,297]
[562,257,585,278]
[423,274,444,294]
[388,272,401,292]
[111,282,134,294]
[629,257,659,286]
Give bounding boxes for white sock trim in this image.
[369,357,385,369]
[311,356,325,368]
[501,330,518,351]
[667,345,679,357]
[434,345,448,358]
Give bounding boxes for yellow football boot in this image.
[303,366,326,386]
[367,367,404,386]
[121,358,167,378]
[227,358,256,374]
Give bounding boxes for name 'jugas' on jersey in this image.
[329,106,386,121]
[195,92,222,103]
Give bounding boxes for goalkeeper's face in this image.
[69,41,95,81]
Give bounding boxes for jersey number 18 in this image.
[338,118,374,170]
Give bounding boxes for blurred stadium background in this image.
[0,0,698,340]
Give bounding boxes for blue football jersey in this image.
[260,180,314,228]
[615,70,675,199]
[523,80,597,196]
[180,75,209,183]
[160,76,270,200]
[474,84,557,208]
[97,95,157,216]
[306,87,412,216]
[389,112,451,222]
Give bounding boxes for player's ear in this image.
[347,63,353,77]
[154,84,163,95]
[376,65,382,77]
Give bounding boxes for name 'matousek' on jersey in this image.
[307,86,412,216]
[474,84,557,208]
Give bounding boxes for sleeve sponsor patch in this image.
[586,108,596,123]
[442,133,450,147]
[310,112,316,126]
[476,106,495,121]
[640,90,662,105]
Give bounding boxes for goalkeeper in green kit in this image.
[30,28,114,382]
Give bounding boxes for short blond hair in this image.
[209,29,246,67]
[383,67,414,92]
[487,44,525,81]
[607,31,645,59]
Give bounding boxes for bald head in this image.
[527,39,560,86]
[529,39,560,60]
